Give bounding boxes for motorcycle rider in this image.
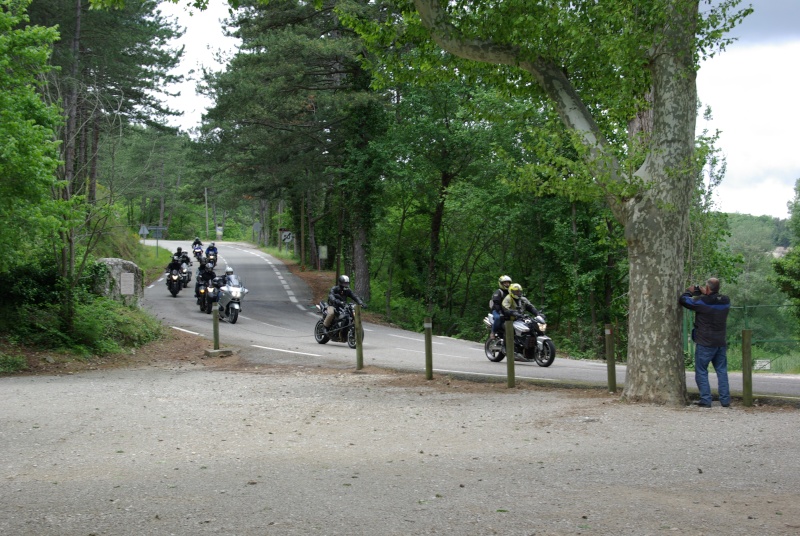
[174,247,192,283]
[205,241,218,258]
[323,275,365,331]
[192,237,203,248]
[490,275,513,339]
[174,246,192,265]
[195,259,217,299]
[501,283,540,320]
[222,266,237,285]
[165,255,183,286]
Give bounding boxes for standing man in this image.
[679,277,731,408]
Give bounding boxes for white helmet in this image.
[225,266,233,275]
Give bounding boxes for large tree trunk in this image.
[353,225,370,303]
[620,3,697,405]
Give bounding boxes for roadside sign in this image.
[282,230,293,243]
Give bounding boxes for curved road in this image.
[143,240,800,401]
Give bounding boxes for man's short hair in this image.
[707,278,721,293]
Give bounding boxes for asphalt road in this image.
[145,240,800,401]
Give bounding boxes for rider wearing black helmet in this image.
[323,275,365,330]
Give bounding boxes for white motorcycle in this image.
[209,274,248,324]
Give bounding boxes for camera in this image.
[691,285,702,296]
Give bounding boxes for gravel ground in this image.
[2,333,800,536]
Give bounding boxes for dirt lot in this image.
[3,261,800,535]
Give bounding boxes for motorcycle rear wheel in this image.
[534,339,556,367]
[314,320,330,344]
[484,337,506,362]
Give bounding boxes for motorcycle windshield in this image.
[226,275,241,286]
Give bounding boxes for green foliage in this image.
[0,0,62,272]
[3,290,163,355]
[773,179,800,311]
[0,351,27,373]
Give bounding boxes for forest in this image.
[2,0,799,397]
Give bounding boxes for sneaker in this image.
[693,401,712,408]
[721,403,730,408]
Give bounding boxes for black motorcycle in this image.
[197,280,212,313]
[483,311,556,366]
[167,269,182,297]
[314,302,364,349]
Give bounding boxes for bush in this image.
[0,352,27,373]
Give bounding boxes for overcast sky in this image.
[160,0,800,220]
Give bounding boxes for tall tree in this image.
[346,0,750,404]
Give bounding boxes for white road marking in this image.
[172,326,202,336]
[252,345,322,357]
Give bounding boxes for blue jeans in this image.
[491,310,505,336]
[695,344,730,406]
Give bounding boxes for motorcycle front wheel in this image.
[347,326,364,349]
[484,337,506,362]
[534,339,556,367]
[227,307,239,324]
[314,320,329,344]
[169,285,179,297]
[204,297,213,314]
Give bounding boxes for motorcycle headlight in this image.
[537,322,547,332]
[230,288,241,298]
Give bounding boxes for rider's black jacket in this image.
[491,288,509,313]
[174,252,192,266]
[166,260,183,272]
[679,290,731,347]
[327,285,364,308]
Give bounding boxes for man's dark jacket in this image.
[679,291,731,347]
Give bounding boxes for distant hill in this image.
[725,213,790,254]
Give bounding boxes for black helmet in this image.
[338,275,350,288]
[177,247,182,253]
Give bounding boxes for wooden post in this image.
[355,305,364,370]
[212,305,220,350]
[742,329,753,407]
[424,317,433,380]
[505,319,515,388]
[605,324,616,393]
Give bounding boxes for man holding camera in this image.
[679,277,731,408]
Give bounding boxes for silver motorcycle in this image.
[482,311,556,366]
[209,274,248,324]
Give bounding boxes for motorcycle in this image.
[482,311,556,367]
[197,279,212,314]
[192,244,203,260]
[206,252,218,267]
[314,302,364,349]
[210,275,248,324]
[180,262,191,288]
[167,269,182,297]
